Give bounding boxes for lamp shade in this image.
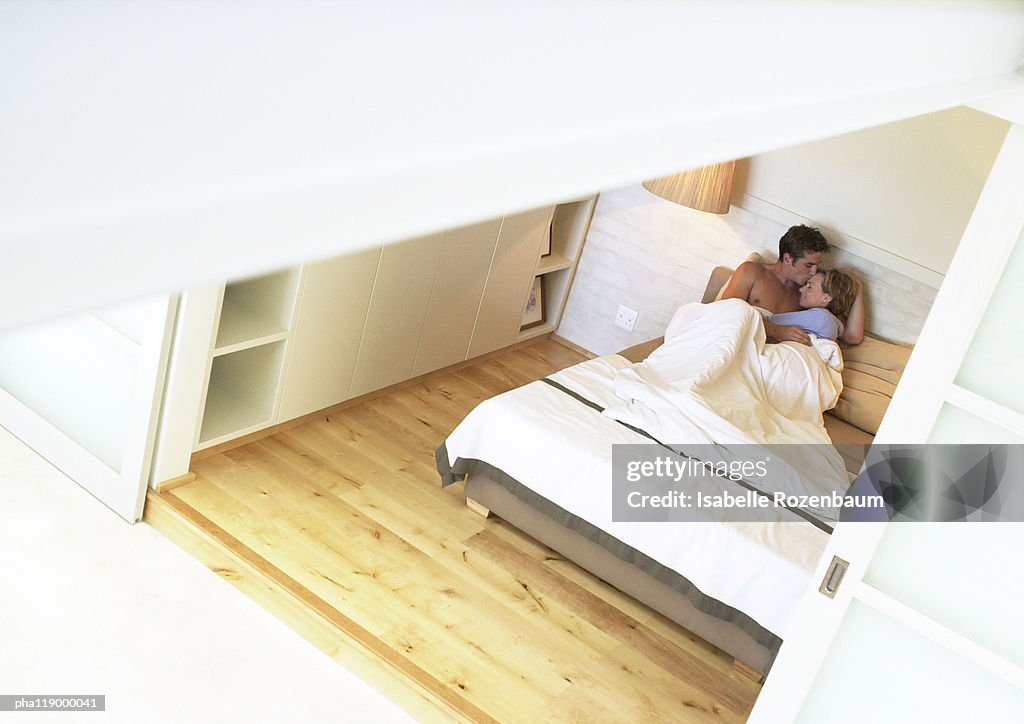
[642,160,736,214]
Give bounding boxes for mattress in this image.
[438,350,838,647]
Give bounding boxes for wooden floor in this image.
[145,337,761,722]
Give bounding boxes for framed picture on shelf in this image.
[521,276,545,329]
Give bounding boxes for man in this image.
[720,224,864,345]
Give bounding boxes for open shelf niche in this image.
[196,269,300,449]
[215,269,299,353]
[519,195,598,339]
[199,340,288,446]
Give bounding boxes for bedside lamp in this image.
[642,160,736,214]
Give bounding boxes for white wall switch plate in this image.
[614,304,638,331]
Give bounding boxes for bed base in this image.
[464,475,774,679]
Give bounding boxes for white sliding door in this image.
[0,294,175,522]
[751,121,1024,722]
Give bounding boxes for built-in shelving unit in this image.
[173,204,591,459]
[519,194,598,339]
[196,269,299,449]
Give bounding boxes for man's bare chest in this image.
[749,279,800,313]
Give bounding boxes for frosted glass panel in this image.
[0,315,136,471]
[797,600,1024,723]
[91,296,155,345]
[955,229,1024,414]
[863,524,1024,668]
[928,403,1024,444]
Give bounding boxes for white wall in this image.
[558,107,1008,354]
[558,187,782,354]
[744,106,1010,274]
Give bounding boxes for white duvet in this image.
[442,299,850,637]
[608,299,843,442]
[604,299,849,515]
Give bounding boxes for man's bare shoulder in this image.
[722,260,770,293]
[720,261,758,300]
[736,260,774,277]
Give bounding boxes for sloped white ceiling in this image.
[2,0,1024,327]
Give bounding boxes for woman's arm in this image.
[839,269,865,345]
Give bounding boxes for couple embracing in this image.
[721,224,865,347]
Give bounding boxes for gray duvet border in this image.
[436,442,783,653]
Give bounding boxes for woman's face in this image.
[799,273,833,309]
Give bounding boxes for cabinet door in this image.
[412,218,502,376]
[277,247,382,422]
[468,206,553,358]
[349,233,446,397]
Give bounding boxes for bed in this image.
[435,262,911,678]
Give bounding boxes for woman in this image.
[769,268,860,342]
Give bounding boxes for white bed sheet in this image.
[443,352,831,638]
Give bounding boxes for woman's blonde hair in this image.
[820,269,857,318]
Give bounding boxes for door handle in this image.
[818,555,849,598]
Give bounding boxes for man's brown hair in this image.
[779,225,829,261]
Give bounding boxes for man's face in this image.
[785,251,823,285]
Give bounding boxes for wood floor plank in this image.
[502,346,572,381]
[518,339,590,370]
[466,527,755,717]
[449,366,514,402]
[327,404,437,466]
[389,382,468,431]
[480,514,675,628]
[247,433,365,495]
[454,363,524,398]
[147,337,761,721]
[548,657,731,724]
[337,482,486,558]
[154,491,495,723]
[414,373,492,412]
[290,416,436,491]
[354,397,448,460]
[342,484,627,662]
[173,477,402,636]
[189,467,618,716]
[281,419,396,479]
[483,356,544,388]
